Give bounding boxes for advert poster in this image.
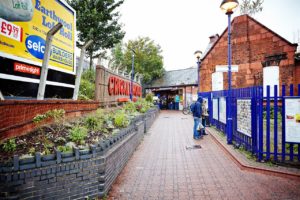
[0,0,76,74]
[237,99,252,137]
[285,97,300,143]
[213,98,218,120]
[219,97,226,124]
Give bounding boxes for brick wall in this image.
[0,108,159,200]
[0,100,100,141]
[200,14,298,92]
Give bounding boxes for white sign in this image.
[237,99,252,137]
[213,98,218,120]
[212,72,223,91]
[215,65,239,72]
[263,66,279,97]
[285,97,300,143]
[0,18,22,42]
[219,97,227,124]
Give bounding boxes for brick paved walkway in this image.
[107,111,300,200]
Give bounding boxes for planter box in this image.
[0,108,159,199]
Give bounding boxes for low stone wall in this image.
[0,108,159,200]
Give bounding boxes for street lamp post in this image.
[220,0,239,144]
[194,50,203,94]
[130,49,136,101]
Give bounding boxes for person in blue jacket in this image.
[191,96,203,139]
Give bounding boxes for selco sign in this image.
[108,76,142,97]
[0,0,76,74]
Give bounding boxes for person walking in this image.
[202,100,209,135]
[191,96,203,139]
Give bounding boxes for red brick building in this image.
[200,14,300,94]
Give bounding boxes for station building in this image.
[145,68,198,110]
[200,14,300,95]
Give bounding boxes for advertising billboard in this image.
[0,0,76,74]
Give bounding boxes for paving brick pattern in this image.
[107,111,300,200]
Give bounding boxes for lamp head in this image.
[194,50,203,62]
[220,0,239,14]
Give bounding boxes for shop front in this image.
[145,68,198,110]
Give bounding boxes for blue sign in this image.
[25,35,46,60]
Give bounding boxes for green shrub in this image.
[84,115,102,131]
[2,139,17,152]
[114,111,129,128]
[135,98,152,113]
[46,109,65,121]
[79,70,95,100]
[123,102,137,113]
[145,93,153,103]
[69,126,88,144]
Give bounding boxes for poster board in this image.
[285,97,300,143]
[237,99,252,137]
[0,0,76,74]
[219,97,226,124]
[213,98,218,120]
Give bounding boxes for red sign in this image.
[108,76,142,97]
[14,62,40,76]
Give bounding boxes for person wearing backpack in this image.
[191,96,204,139]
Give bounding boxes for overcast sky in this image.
[118,0,300,71]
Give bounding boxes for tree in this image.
[67,0,125,68]
[240,0,264,16]
[111,37,165,84]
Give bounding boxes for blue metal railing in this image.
[199,84,300,163]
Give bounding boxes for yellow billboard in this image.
[0,0,76,74]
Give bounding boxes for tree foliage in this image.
[111,37,164,83]
[240,0,264,16]
[67,0,125,68]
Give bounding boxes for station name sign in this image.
[108,76,142,97]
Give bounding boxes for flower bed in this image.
[0,101,159,199]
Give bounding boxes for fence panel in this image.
[200,84,299,163]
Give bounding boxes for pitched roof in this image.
[201,14,297,62]
[146,67,198,88]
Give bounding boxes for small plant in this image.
[114,111,129,128]
[47,109,65,121]
[145,93,153,103]
[84,115,102,131]
[33,114,47,124]
[32,109,65,124]
[123,102,137,113]
[57,145,72,153]
[2,139,17,152]
[28,147,36,155]
[69,126,88,144]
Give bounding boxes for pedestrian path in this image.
[107,111,300,200]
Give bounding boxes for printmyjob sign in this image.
[219,97,226,124]
[0,0,76,74]
[213,98,218,120]
[285,97,300,143]
[237,99,252,137]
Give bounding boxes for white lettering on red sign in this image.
[14,62,40,76]
[0,18,22,42]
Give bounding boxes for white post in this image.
[72,40,93,100]
[0,90,4,100]
[37,23,63,100]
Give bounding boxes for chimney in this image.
[209,34,219,44]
